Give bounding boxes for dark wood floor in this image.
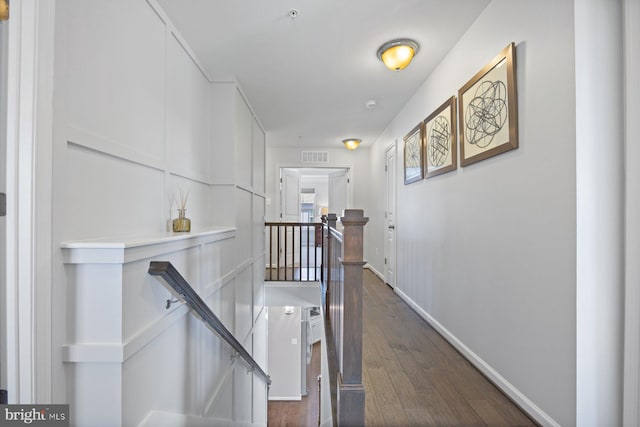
[363,270,536,427]
[268,270,537,426]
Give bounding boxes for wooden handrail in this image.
[264,221,323,227]
[148,261,271,386]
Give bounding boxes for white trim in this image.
[139,410,247,427]
[274,163,354,221]
[144,0,213,83]
[67,126,165,172]
[61,269,233,364]
[4,0,56,404]
[394,287,560,427]
[32,0,55,405]
[204,359,237,416]
[268,396,302,401]
[60,227,235,264]
[623,0,640,424]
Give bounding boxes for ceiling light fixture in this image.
[343,138,361,151]
[0,0,8,21]
[377,38,420,71]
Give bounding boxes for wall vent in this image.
[301,151,329,164]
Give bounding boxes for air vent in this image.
[301,151,329,164]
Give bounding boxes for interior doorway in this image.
[384,143,397,288]
[279,167,350,222]
[269,167,350,281]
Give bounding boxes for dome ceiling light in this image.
[0,0,8,21]
[343,139,361,151]
[377,38,420,71]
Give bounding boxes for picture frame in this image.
[424,96,457,178]
[403,122,424,184]
[458,42,518,167]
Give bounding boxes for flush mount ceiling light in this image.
[377,38,420,71]
[0,0,8,21]
[343,138,361,151]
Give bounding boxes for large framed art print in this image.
[424,96,457,178]
[403,122,424,184]
[458,42,518,167]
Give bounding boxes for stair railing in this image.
[148,261,271,386]
[321,209,368,426]
[265,222,324,281]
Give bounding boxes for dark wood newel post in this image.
[338,209,368,426]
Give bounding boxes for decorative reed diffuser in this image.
[172,190,191,232]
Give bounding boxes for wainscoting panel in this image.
[61,229,244,426]
[235,187,253,265]
[235,263,254,344]
[235,89,254,190]
[166,33,210,181]
[63,143,165,240]
[66,0,165,162]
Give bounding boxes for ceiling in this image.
[156,0,490,149]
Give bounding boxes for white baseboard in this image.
[268,396,302,401]
[138,410,254,427]
[364,264,384,282]
[394,287,560,427]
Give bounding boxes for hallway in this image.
[268,270,537,426]
[362,269,536,426]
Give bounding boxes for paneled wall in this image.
[52,0,267,425]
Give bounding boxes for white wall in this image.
[267,306,302,400]
[51,0,268,424]
[368,1,576,425]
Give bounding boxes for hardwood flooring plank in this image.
[267,270,538,426]
[468,399,512,426]
[361,270,537,427]
[405,408,439,426]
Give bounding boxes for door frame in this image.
[276,165,352,221]
[383,142,397,289]
[623,0,640,423]
[2,0,55,404]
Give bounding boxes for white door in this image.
[328,169,349,219]
[281,168,300,222]
[384,144,397,288]
[280,168,301,267]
